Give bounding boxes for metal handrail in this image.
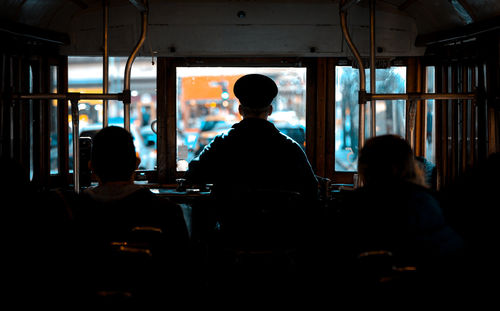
[6,0,150,193]
[103,0,109,127]
[11,92,124,100]
[340,1,366,155]
[369,0,376,137]
[123,0,149,132]
[339,1,478,156]
[367,92,476,101]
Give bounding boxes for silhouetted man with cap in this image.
[185,74,319,297]
[185,73,318,201]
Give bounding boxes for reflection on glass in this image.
[335,66,407,171]
[176,67,307,171]
[68,57,157,172]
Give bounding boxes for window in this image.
[335,66,407,171]
[425,66,436,164]
[175,67,307,171]
[50,65,59,174]
[67,56,157,171]
[29,65,34,180]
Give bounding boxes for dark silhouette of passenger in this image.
[73,126,189,303]
[1,157,35,301]
[330,135,463,304]
[1,157,77,306]
[184,74,319,302]
[439,152,500,302]
[185,73,318,201]
[77,126,188,246]
[440,152,500,251]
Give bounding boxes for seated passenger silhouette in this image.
[184,74,319,300]
[77,126,188,245]
[333,134,463,301]
[74,126,189,302]
[185,73,318,202]
[439,151,500,301]
[185,74,319,248]
[440,152,500,252]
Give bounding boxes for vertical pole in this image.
[369,0,376,137]
[461,64,468,173]
[124,102,131,132]
[9,56,15,159]
[103,0,109,127]
[0,54,5,157]
[123,2,148,132]
[71,98,80,194]
[340,3,366,154]
[470,66,476,167]
[407,100,417,150]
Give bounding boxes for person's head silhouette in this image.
[90,126,139,184]
[358,134,424,186]
[233,74,278,119]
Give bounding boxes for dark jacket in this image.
[71,184,191,300]
[336,182,464,268]
[76,184,188,245]
[186,118,319,202]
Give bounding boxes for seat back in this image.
[200,189,307,297]
[216,189,305,250]
[352,249,419,298]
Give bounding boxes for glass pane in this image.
[176,67,307,171]
[335,66,406,171]
[425,66,436,164]
[50,66,59,174]
[68,56,157,171]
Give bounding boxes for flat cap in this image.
[233,74,278,108]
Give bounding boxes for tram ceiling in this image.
[0,0,499,57]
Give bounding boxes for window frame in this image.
[331,57,416,183]
[156,57,318,184]
[156,57,423,185]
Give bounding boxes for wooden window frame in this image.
[331,57,415,184]
[156,57,321,184]
[154,56,426,186]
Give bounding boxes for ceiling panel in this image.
[0,0,498,45]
